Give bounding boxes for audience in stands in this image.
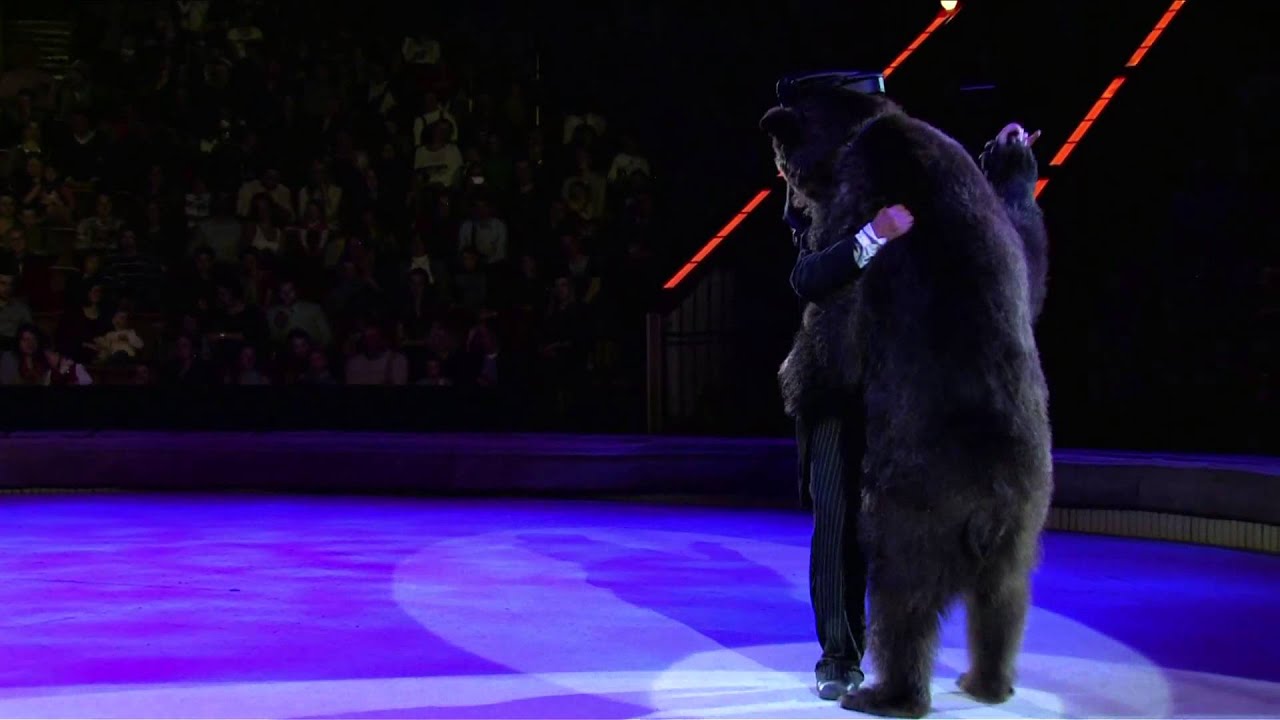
[0,0,659,421]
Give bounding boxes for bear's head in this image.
[760,84,899,206]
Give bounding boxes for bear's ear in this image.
[760,106,803,146]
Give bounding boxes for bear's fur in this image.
[762,88,1053,718]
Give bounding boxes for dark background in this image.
[1,0,1275,454]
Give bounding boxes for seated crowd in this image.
[0,1,663,405]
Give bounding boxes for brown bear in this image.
[762,82,1054,718]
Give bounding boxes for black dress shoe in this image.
[817,678,846,701]
[816,666,865,700]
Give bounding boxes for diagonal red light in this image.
[1037,0,1186,197]
[663,191,772,289]
[883,7,961,78]
[664,6,964,290]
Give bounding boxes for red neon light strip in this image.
[1050,76,1126,166]
[883,8,959,78]
[663,190,772,289]
[663,5,963,289]
[664,261,699,290]
[1038,0,1186,195]
[1128,0,1184,66]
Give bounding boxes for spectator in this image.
[289,200,335,270]
[466,322,501,387]
[414,120,462,186]
[12,158,41,211]
[239,248,277,310]
[237,169,294,221]
[508,159,547,243]
[1,93,45,150]
[226,344,270,385]
[564,180,597,223]
[179,246,219,319]
[90,309,145,365]
[56,283,109,364]
[416,357,454,387]
[1,227,32,293]
[139,200,181,264]
[298,161,344,229]
[540,275,591,406]
[76,194,125,252]
[60,112,105,183]
[207,278,270,358]
[424,320,466,381]
[363,64,398,125]
[44,347,93,385]
[99,229,167,308]
[18,208,50,257]
[345,324,408,385]
[607,133,652,187]
[0,196,16,238]
[560,233,602,305]
[141,165,179,212]
[562,110,607,147]
[327,240,386,323]
[0,323,46,385]
[398,268,438,344]
[242,194,286,256]
[457,197,508,266]
[0,270,33,352]
[275,329,314,385]
[131,364,152,386]
[453,248,488,314]
[190,193,241,262]
[184,176,213,230]
[301,347,337,385]
[417,190,460,254]
[161,331,215,385]
[16,160,69,227]
[480,134,514,197]
[267,279,333,349]
[226,12,265,61]
[402,34,442,66]
[413,92,457,147]
[562,148,607,220]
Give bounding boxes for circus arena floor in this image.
[1,493,1277,719]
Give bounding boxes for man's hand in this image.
[871,205,914,241]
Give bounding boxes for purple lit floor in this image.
[2,494,1278,719]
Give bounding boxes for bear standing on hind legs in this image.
[762,81,1053,718]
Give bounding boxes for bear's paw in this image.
[839,683,930,719]
[956,671,1015,704]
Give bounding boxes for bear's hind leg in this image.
[840,578,943,719]
[957,548,1032,704]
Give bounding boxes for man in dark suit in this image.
[788,181,913,699]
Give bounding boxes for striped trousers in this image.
[798,412,868,672]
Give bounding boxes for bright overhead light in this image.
[941,1,959,12]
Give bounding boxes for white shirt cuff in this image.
[853,222,886,268]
